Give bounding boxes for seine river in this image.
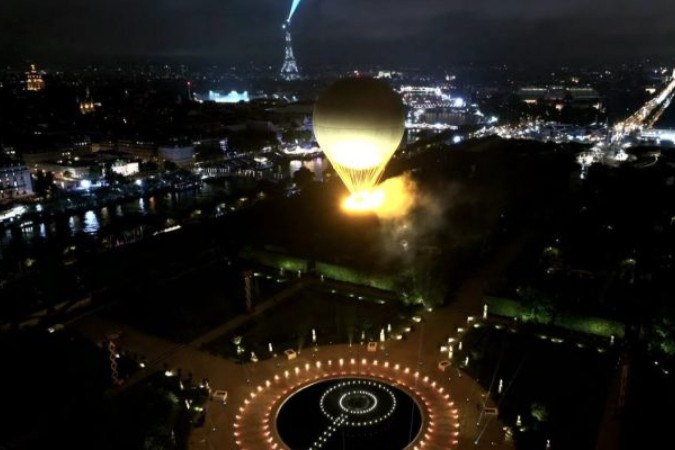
[0,157,327,255]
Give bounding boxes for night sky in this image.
[1,0,673,65]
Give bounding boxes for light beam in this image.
[287,0,302,23]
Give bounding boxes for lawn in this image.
[456,325,615,450]
[105,261,290,342]
[202,283,420,361]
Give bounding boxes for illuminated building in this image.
[399,86,465,109]
[280,0,302,81]
[0,158,33,200]
[638,128,675,146]
[375,71,402,79]
[34,161,91,180]
[79,87,99,114]
[206,90,250,103]
[399,85,489,131]
[116,140,157,162]
[158,143,195,167]
[33,160,92,190]
[110,161,140,177]
[26,64,45,92]
[79,100,96,114]
[518,86,601,109]
[21,136,92,167]
[518,87,547,105]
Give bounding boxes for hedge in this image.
[485,296,624,338]
[240,248,308,273]
[239,249,398,292]
[315,262,398,292]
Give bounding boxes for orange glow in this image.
[342,188,385,213]
[341,173,417,219]
[374,174,416,219]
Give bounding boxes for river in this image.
[0,157,328,257]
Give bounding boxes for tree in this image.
[89,164,103,180]
[281,129,312,144]
[32,170,55,196]
[518,286,555,323]
[140,161,159,173]
[227,129,277,153]
[103,162,126,184]
[530,401,549,422]
[648,315,675,358]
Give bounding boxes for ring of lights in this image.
[233,357,462,450]
[338,390,378,414]
[320,379,396,427]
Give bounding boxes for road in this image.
[614,75,675,136]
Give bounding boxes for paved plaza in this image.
[71,240,525,449]
[74,289,514,450]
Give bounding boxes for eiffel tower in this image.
[280,22,300,81]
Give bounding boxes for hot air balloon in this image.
[313,77,405,212]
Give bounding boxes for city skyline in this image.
[2,2,675,449]
[1,0,674,66]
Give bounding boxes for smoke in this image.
[373,171,490,306]
[374,172,449,262]
[374,174,417,220]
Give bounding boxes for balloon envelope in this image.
[313,78,405,195]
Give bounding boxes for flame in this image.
[342,188,385,213]
[342,174,416,219]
